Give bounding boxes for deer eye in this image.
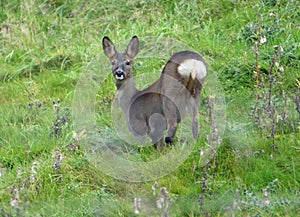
[125,60,130,65]
[111,61,116,65]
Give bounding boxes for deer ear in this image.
[126,36,139,58]
[102,36,117,59]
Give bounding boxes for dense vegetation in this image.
[0,0,299,216]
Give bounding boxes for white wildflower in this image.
[156,197,164,209]
[279,45,284,52]
[260,36,267,45]
[152,181,158,195]
[133,197,141,214]
[279,66,284,72]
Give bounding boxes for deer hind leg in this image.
[165,118,178,145]
[148,113,166,149]
[191,96,200,139]
[153,139,163,150]
[128,114,149,139]
[163,101,179,145]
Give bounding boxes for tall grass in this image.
[0,0,299,216]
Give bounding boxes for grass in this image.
[0,0,299,216]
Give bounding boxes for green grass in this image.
[0,0,299,216]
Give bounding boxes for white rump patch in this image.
[178,59,207,80]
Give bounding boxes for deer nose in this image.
[114,70,125,80]
[115,70,124,76]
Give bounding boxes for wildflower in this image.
[31,162,38,174]
[53,150,63,171]
[17,167,22,179]
[133,197,141,214]
[152,181,159,196]
[30,162,38,183]
[279,45,284,52]
[263,188,268,197]
[260,35,267,45]
[0,164,6,178]
[200,150,204,156]
[10,188,19,207]
[264,199,271,206]
[156,197,164,209]
[10,198,19,207]
[198,193,204,206]
[279,66,284,72]
[161,187,168,197]
[68,130,86,152]
[156,187,169,211]
[269,12,275,17]
[193,164,197,170]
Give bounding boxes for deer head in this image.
[102,36,139,86]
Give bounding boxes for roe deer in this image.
[102,36,207,149]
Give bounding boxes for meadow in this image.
[0,0,299,216]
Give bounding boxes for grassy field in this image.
[0,0,299,216]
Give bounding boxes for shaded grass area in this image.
[0,0,299,216]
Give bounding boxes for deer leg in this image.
[165,118,178,145]
[191,96,200,139]
[148,113,166,149]
[162,98,179,145]
[192,109,199,139]
[153,138,163,150]
[128,114,148,139]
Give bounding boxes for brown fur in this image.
[102,36,207,149]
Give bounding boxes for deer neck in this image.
[116,78,139,112]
